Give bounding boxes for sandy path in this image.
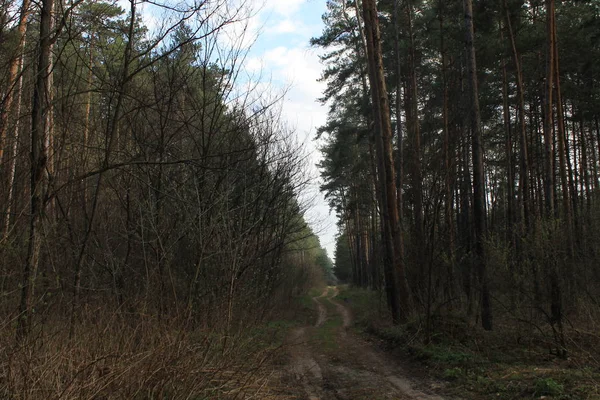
[314,287,329,327]
[285,288,330,399]
[282,287,445,400]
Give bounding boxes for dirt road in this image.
[280,287,444,400]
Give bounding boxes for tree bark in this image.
[3,53,26,239]
[554,42,573,255]
[503,1,530,233]
[543,0,556,218]
[501,26,514,241]
[0,0,31,162]
[439,1,455,299]
[362,0,411,322]
[393,0,403,223]
[464,0,492,330]
[17,0,53,341]
[406,0,424,269]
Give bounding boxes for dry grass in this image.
[0,306,291,399]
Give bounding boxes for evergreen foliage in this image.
[315,0,600,354]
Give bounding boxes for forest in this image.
[0,0,335,397]
[316,0,600,397]
[1,0,600,398]
[318,0,598,343]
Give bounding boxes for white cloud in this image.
[241,36,336,257]
[256,45,337,257]
[259,0,305,18]
[213,0,304,50]
[266,19,297,34]
[261,46,323,92]
[244,56,264,73]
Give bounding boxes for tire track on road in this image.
[283,287,445,399]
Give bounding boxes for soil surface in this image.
[277,287,445,400]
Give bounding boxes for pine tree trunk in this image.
[543,0,556,218]
[464,0,492,331]
[588,121,599,193]
[458,61,473,308]
[554,43,573,255]
[3,53,26,239]
[579,119,591,214]
[81,40,94,214]
[503,1,531,233]
[545,0,566,357]
[17,0,53,341]
[406,0,424,271]
[501,30,514,241]
[362,0,411,322]
[393,0,403,223]
[439,2,455,300]
[0,0,30,162]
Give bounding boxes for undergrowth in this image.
[0,291,319,399]
[337,286,600,400]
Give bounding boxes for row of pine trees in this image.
[316,0,600,355]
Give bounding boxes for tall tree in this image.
[17,0,54,340]
[503,0,530,233]
[543,0,556,218]
[464,0,492,330]
[362,0,411,322]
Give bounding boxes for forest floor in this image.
[322,287,600,400]
[268,287,445,399]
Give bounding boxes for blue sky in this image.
[250,0,325,52]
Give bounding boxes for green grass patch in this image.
[416,345,479,365]
[308,287,325,298]
[443,367,465,381]
[336,286,383,327]
[315,315,342,351]
[418,336,600,399]
[293,289,323,325]
[250,287,330,347]
[534,377,565,396]
[245,319,298,352]
[311,294,344,352]
[298,293,316,311]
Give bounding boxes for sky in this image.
[232,0,339,259]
